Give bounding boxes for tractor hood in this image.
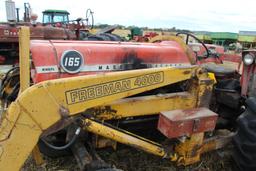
[30,40,194,83]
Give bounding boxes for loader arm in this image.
[0,65,200,170]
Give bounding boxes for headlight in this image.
[243,53,255,65]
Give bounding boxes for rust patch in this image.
[59,106,69,118]
[84,120,92,127]
[41,118,73,137]
[85,106,117,118]
[201,79,214,85]
[183,70,191,75]
[199,87,212,107]
[121,51,147,70]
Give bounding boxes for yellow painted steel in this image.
[93,70,213,120]
[93,92,196,120]
[175,133,204,166]
[175,131,232,166]
[0,65,204,170]
[18,26,44,166]
[83,118,177,160]
[201,131,234,154]
[0,102,42,171]
[208,73,217,84]
[19,26,30,92]
[32,145,44,165]
[18,67,197,130]
[197,78,214,108]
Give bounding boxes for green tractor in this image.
[42,9,70,24]
[42,9,94,30]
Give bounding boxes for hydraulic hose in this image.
[41,127,81,150]
[0,67,19,95]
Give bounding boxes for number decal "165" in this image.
[61,50,84,73]
[64,57,81,67]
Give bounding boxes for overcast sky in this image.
[1,0,255,32]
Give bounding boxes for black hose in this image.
[6,82,20,101]
[1,67,19,87]
[0,67,20,100]
[41,127,81,150]
[1,67,19,85]
[0,67,19,99]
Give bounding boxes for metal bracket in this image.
[193,119,200,132]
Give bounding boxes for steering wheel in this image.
[85,9,94,29]
[176,32,210,58]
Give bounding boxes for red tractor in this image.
[0,1,93,68]
[1,31,241,103]
[0,27,248,170]
[151,33,242,72]
[189,43,242,71]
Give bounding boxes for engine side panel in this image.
[31,40,193,83]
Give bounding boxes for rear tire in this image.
[233,97,256,171]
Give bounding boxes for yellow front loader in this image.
[0,27,232,171]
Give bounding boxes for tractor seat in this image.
[202,63,237,78]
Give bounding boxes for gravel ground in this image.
[22,145,233,171]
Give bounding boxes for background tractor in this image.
[0,0,94,72]
[42,9,70,24]
[42,9,94,29]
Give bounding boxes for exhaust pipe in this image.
[16,8,19,22]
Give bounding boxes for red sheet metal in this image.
[158,107,217,138]
[30,40,193,83]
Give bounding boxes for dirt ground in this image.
[22,144,233,171]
